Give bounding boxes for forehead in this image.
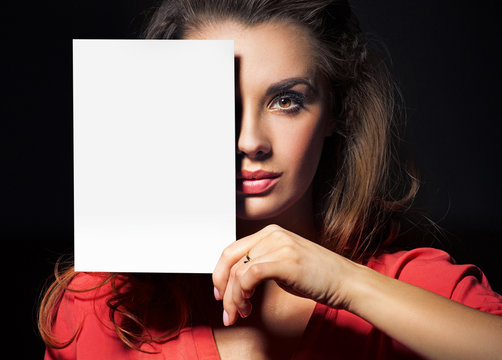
[186,20,317,84]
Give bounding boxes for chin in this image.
[236,196,290,221]
[236,210,277,221]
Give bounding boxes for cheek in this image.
[275,117,325,183]
[296,131,324,182]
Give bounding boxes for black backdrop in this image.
[6,1,501,358]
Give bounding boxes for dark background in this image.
[5,1,500,358]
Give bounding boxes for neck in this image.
[236,187,318,242]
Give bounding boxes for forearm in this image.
[346,264,502,360]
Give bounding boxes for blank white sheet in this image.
[73,39,235,273]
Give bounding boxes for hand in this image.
[212,224,362,326]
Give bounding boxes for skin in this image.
[187,19,330,240]
[188,21,502,360]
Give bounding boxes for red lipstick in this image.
[236,170,281,195]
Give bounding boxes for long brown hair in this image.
[39,0,422,352]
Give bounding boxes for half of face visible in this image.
[186,20,330,221]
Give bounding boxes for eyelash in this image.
[268,91,306,114]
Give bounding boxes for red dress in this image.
[45,248,502,359]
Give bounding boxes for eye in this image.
[278,97,292,108]
[268,92,306,114]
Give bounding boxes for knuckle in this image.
[265,224,281,232]
[281,243,296,257]
[269,229,283,240]
[248,263,264,278]
[212,272,221,285]
[241,286,254,299]
[221,246,234,261]
[272,229,292,245]
[279,245,300,267]
[213,264,229,283]
[235,265,246,279]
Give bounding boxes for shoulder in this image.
[367,247,502,314]
[50,272,126,335]
[368,247,458,281]
[51,272,117,330]
[45,273,132,359]
[62,272,119,303]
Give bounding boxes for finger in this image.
[223,250,276,326]
[213,224,281,299]
[240,257,295,298]
[231,257,255,320]
[229,249,294,322]
[222,257,243,326]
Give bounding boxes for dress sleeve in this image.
[371,248,502,315]
[450,267,502,315]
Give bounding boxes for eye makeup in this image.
[264,77,316,97]
[268,91,307,114]
[265,77,317,115]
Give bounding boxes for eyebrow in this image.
[264,77,316,97]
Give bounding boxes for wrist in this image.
[340,261,386,316]
[324,254,373,311]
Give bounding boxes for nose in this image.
[237,108,272,160]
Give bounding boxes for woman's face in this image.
[187,21,330,221]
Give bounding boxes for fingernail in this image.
[239,302,252,318]
[214,286,221,300]
[223,310,230,326]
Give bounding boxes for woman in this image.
[39,0,502,359]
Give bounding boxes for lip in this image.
[236,170,281,195]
